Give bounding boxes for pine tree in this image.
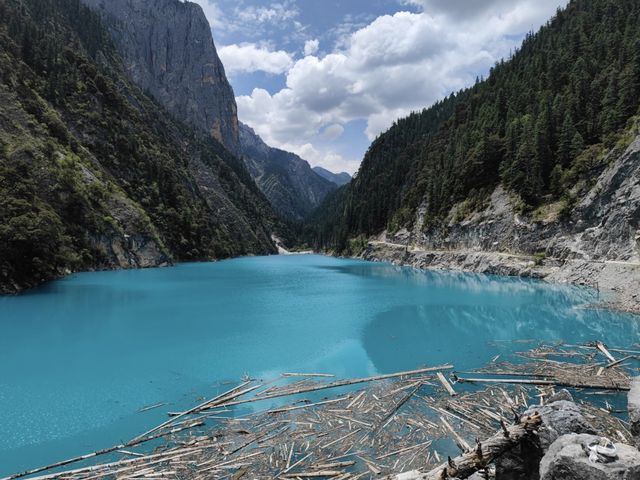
[557,112,577,165]
[601,69,622,135]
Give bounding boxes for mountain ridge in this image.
[79,0,241,153]
[309,0,640,266]
[239,122,338,221]
[0,0,277,293]
[312,166,352,187]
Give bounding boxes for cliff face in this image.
[0,0,276,294]
[239,123,337,221]
[80,0,240,153]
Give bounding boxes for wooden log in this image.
[282,471,344,478]
[596,341,617,363]
[436,372,456,396]
[267,396,351,414]
[19,445,207,480]
[134,381,252,440]
[440,416,471,452]
[370,383,422,435]
[606,355,634,368]
[387,413,542,480]
[376,441,432,460]
[0,421,204,480]
[457,376,630,391]
[562,344,640,355]
[214,365,453,409]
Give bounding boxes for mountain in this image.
[239,123,337,221]
[312,167,352,187]
[0,0,277,293]
[82,0,338,221]
[79,0,240,153]
[310,0,640,266]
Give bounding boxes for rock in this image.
[547,389,574,404]
[80,0,240,153]
[539,433,640,480]
[528,399,597,451]
[629,377,640,445]
[495,395,596,480]
[494,436,543,480]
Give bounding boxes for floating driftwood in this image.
[390,413,542,480]
[210,364,454,410]
[5,341,635,480]
[436,372,457,397]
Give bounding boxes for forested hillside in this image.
[0,0,278,292]
[310,0,640,252]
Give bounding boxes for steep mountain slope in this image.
[79,0,240,153]
[0,0,276,293]
[239,123,337,221]
[312,167,351,187]
[311,0,640,265]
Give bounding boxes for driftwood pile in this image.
[4,341,637,480]
[458,341,635,391]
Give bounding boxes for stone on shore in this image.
[629,377,640,445]
[539,433,640,480]
[495,390,595,480]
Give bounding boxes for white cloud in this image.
[218,43,294,75]
[321,124,345,141]
[287,143,360,175]
[304,39,320,56]
[190,0,305,45]
[235,0,568,173]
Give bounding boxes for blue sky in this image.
[191,0,569,174]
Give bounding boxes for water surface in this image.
[0,255,638,475]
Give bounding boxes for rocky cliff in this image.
[389,134,640,264]
[80,0,240,153]
[0,0,276,293]
[239,123,337,221]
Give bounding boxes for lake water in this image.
[1,255,639,476]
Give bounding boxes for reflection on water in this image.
[0,255,638,475]
[362,304,640,373]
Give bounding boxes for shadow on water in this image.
[361,303,640,374]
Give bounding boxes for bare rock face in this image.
[572,137,640,262]
[389,134,640,265]
[81,0,240,153]
[539,434,640,480]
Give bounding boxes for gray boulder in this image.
[629,377,640,445]
[540,433,640,480]
[530,398,597,451]
[495,390,596,480]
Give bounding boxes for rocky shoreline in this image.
[360,241,640,315]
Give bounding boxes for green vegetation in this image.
[0,0,278,292]
[533,252,547,266]
[309,0,640,251]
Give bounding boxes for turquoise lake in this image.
[1,254,639,476]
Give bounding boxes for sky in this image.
[190,0,570,174]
